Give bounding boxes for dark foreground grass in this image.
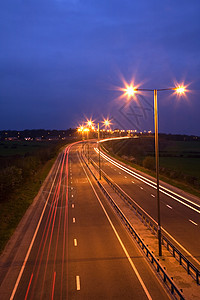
[0,156,56,254]
[0,141,51,156]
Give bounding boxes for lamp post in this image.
[97,119,112,180]
[86,119,94,164]
[98,122,101,180]
[122,83,186,256]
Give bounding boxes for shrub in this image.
[143,156,155,170]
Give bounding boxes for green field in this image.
[0,141,55,156]
[160,156,200,180]
[0,139,70,254]
[0,157,56,253]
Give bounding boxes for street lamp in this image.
[123,82,187,256]
[85,119,95,163]
[98,122,101,179]
[102,118,112,138]
[103,119,111,127]
[97,118,112,180]
[77,126,85,140]
[83,128,90,163]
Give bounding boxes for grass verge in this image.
[0,156,57,254]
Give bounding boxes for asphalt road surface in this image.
[0,142,170,299]
[89,140,200,268]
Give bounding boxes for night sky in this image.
[0,0,200,135]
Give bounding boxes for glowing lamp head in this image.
[176,86,186,94]
[87,121,92,126]
[125,85,137,97]
[103,118,112,127]
[104,120,110,126]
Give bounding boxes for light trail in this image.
[94,148,200,214]
[51,271,56,300]
[10,152,64,300]
[38,149,67,300]
[61,145,70,298]
[24,273,33,300]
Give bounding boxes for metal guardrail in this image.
[88,156,200,286]
[80,152,185,300]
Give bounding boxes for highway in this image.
[89,140,200,267]
[0,142,170,299]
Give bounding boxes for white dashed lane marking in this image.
[166,205,172,209]
[76,276,81,290]
[189,219,198,226]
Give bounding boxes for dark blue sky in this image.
[0,0,200,134]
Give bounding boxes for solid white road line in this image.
[79,154,152,300]
[76,275,81,290]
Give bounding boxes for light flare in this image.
[118,78,142,101]
[173,81,189,98]
[103,118,112,128]
[175,85,186,95]
[86,118,94,128]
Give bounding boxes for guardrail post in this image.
[187,262,190,274]
[196,271,199,285]
[157,264,159,272]
[171,282,174,294]
[173,248,175,257]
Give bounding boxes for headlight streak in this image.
[94,147,200,214]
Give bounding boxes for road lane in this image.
[89,142,200,265]
[67,146,169,299]
[0,142,170,299]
